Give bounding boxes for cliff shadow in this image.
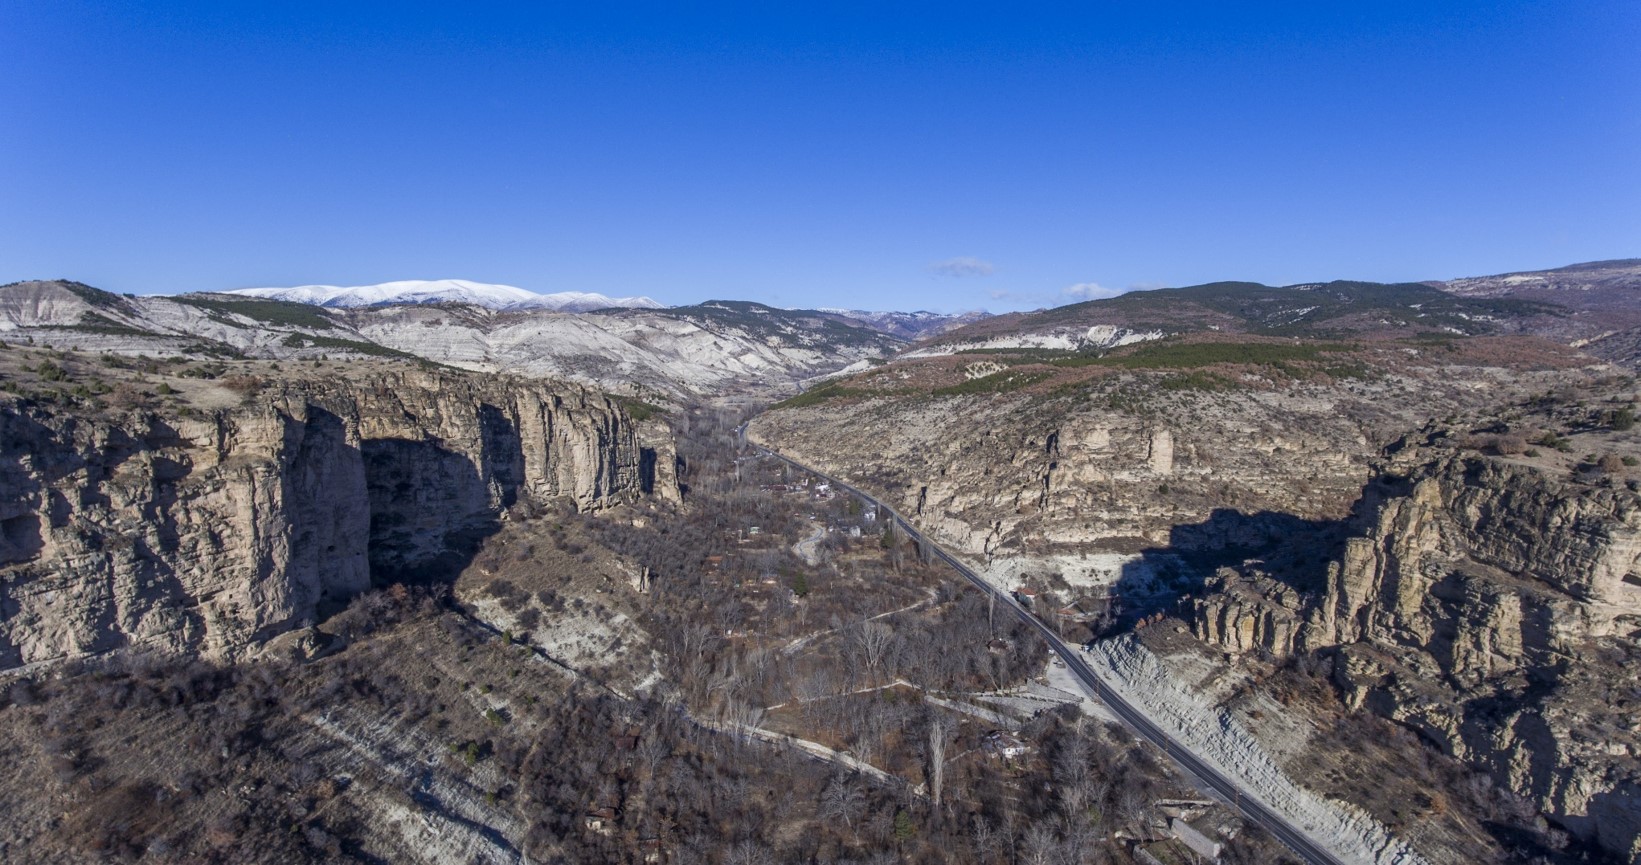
[0,407,59,566]
[362,429,521,588]
[1099,507,1351,637]
[0,513,42,565]
[477,404,525,510]
[638,447,658,495]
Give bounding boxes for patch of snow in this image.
[225,279,663,312]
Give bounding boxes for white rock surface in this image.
[1085,635,1429,865]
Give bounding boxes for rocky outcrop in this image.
[1185,454,1641,863]
[0,368,665,670]
[1311,458,1641,650]
[747,376,1480,557]
[1188,569,1307,656]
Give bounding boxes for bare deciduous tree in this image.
[855,620,895,674]
[820,775,865,835]
[1021,822,1059,865]
[970,815,1000,864]
[928,715,953,807]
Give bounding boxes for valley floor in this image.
[0,407,1298,864]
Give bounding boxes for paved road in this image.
[748,439,1351,865]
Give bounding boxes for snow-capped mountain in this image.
[0,280,902,401]
[225,279,663,312]
[507,290,666,312]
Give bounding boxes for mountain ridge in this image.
[0,280,904,401]
[226,278,664,312]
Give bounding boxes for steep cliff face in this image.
[1188,453,1641,862]
[746,367,1559,558]
[1319,458,1641,862]
[0,367,663,671]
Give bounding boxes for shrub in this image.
[772,382,873,409]
[1494,434,1528,456]
[174,295,338,330]
[281,332,426,361]
[618,397,666,423]
[1599,455,1626,473]
[1055,339,1355,370]
[1611,407,1636,431]
[220,375,263,395]
[1535,432,1573,452]
[931,369,1051,396]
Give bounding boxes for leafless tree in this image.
[1055,735,1092,816]
[927,715,954,807]
[820,775,865,835]
[638,730,670,779]
[1116,784,1149,833]
[855,620,895,674]
[726,838,772,865]
[720,696,764,734]
[1059,816,1102,865]
[970,815,1001,864]
[1021,822,1059,865]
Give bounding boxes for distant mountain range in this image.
[222,280,989,340]
[3,259,1636,402]
[909,259,1641,363]
[815,308,992,340]
[227,279,665,312]
[0,281,904,400]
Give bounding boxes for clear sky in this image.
[2,2,1637,312]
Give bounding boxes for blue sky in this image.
[2,2,1637,312]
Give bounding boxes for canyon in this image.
[746,263,1641,864]
[4,260,1641,863]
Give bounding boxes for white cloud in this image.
[1062,281,1126,300]
[928,256,995,278]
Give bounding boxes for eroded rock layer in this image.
[1192,453,1641,862]
[0,368,662,669]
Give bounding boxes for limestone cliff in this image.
[1190,453,1641,862]
[0,367,665,670]
[743,365,1571,560]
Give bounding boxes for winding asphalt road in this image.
[746,434,1351,865]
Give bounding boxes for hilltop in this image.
[0,281,903,402]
